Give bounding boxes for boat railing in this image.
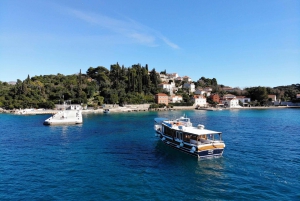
[190,139,201,145]
[190,138,223,146]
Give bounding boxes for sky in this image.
[0,0,299,88]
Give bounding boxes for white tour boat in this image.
[43,104,83,125]
[154,116,225,158]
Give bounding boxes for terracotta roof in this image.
[193,95,205,99]
[156,93,168,96]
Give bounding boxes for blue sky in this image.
[1,0,299,88]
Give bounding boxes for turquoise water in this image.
[0,109,299,200]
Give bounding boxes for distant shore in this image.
[1,105,299,115]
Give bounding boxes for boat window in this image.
[190,135,197,141]
[183,133,192,142]
[176,131,183,140]
[207,134,214,140]
[200,135,207,140]
[163,125,173,137]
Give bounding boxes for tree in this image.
[245,86,268,104]
[110,91,119,104]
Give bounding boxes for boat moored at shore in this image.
[43,105,82,125]
[154,116,225,158]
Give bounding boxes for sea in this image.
[0,108,299,200]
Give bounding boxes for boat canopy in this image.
[162,122,221,135]
[183,127,221,135]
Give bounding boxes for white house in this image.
[222,98,241,108]
[192,95,207,107]
[158,82,175,93]
[236,96,251,107]
[169,95,183,103]
[183,83,195,93]
[159,74,168,82]
[194,87,212,97]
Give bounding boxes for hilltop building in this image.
[182,76,192,82]
[194,87,212,97]
[183,82,195,93]
[158,82,175,93]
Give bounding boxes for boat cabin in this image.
[163,126,222,144]
[154,116,225,158]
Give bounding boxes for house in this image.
[167,73,179,79]
[268,95,276,101]
[223,94,237,99]
[220,94,241,108]
[236,96,251,107]
[211,94,220,103]
[183,82,195,93]
[194,88,204,95]
[204,87,212,92]
[194,87,211,97]
[169,95,183,103]
[222,98,241,108]
[175,77,183,81]
[158,82,175,93]
[155,93,169,106]
[182,76,192,82]
[159,74,168,82]
[192,95,207,107]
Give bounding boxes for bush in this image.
[149,104,159,108]
[38,101,55,109]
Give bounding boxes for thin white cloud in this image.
[65,7,179,49]
[160,35,180,49]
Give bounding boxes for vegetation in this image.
[242,84,300,105]
[0,62,299,110]
[0,63,162,109]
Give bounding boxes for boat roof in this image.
[162,122,221,135]
[181,126,221,135]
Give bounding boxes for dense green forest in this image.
[0,62,299,109]
[0,63,163,109]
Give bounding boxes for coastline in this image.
[0,105,298,115]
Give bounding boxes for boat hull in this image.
[43,120,82,125]
[158,133,224,158]
[43,110,83,125]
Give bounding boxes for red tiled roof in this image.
[156,93,168,96]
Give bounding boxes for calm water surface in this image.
[0,108,299,200]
